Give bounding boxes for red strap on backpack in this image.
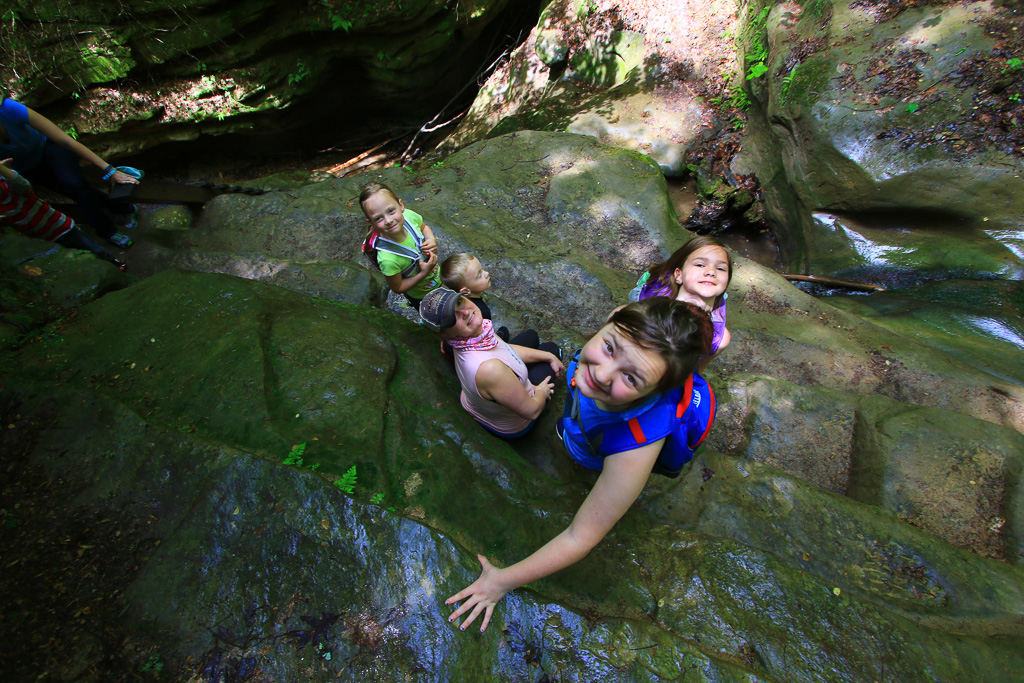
[677,375,694,418]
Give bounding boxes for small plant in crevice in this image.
[780,64,799,103]
[140,654,163,673]
[1003,57,1022,74]
[288,60,311,86]
[284,442,307,466]
[334,465,358,494]
[577,0,600,18]
[746,61,768,80]
[743,4,772,81]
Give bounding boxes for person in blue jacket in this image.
[446,297,717,632]
[0,92,139,249]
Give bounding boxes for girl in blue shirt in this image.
[446,297,716,632]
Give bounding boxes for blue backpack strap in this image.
[566,367,674,457]
[651,374,716,477]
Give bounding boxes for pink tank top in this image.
[454,340,534,434]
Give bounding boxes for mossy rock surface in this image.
[3,268,1024,680]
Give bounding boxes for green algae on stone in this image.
[825,280,1024,385]
[139,204,193,232]
[710,374,856,494]
[847,396,1024,561]
[654,452,1024,629]
[4,246,1024,679]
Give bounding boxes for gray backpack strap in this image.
[568,358,600,455]
[376,218,427,278]
[373,236,421,261]
[404,217,424,249]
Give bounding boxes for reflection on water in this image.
[666,178,783,271]
[813,212,901,264]
[965,316,1024,348]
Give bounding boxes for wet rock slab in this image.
[2,269,1024,680]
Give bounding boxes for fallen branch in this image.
[782,274,886,292]
[327,139,394,176]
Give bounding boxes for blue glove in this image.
[102,165,144,180]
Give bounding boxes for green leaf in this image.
[334,465,358,494]
[905,103,919,113]
[284,442,306,466]
[746,62,769,80]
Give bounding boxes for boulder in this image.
[438,0,740,177]
[734,0,1024,280]
[89,130,1024,566]
[3,268,1023,680]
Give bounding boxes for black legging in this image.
[55,228,116,262]
[22,141,131,240]
[509,329,561,386]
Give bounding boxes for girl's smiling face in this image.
[361,189,406,241]
[443,296,484,339]
[674,245,730,307]
[576,324,667,411]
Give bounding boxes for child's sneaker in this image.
[114,204,138,230]
[107,232,134,250]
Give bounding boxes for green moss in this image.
[780,55,833,108]
[568,30,645,88]
[61,36,135,85]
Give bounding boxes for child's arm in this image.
[382,251,439,294]
[445,438,664,632]
[475,360,553,420]
[508,344,563,378]
[25,107,139,185]
[420,223,437,257]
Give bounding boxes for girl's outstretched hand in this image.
[110,169,140,185]
[445,554,509,633]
